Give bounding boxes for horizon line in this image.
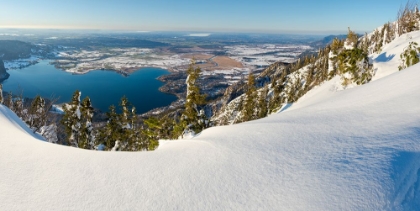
[0,27,360,36]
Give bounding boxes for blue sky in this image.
[1,0,410,34]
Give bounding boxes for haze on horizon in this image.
[1,0,409,34]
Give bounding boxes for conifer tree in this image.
[130,106,137,130]
[304,64,315,91]
[331,38,343,54]
[241,72,257,122]
[142,117,163,150]
[179,60,207,137]
[99,105,120,150]
[399,41,420,70]
[97,97,143,151]
[128,106,147,151]
[79,96,94,149]
[12,94,24,118]
[119,96,130,128]
[362,32,369,54]
[28,95,46,132]
[257,87,268,119]
[118,96,135,150]
[269,74,285,113]
[61,90,82,147]
[337,47,371,85]
[5,92,13,111]
[346,27,358,49]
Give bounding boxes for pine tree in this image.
[61,90,82,147]
[118,96,135,150]
[119,96,130,128]
[97,97,143,151]
[100,105,120,150]
[130,106,137,130]
[142,117,162,150]
[242,72,257,122]
[179,60,207,137]
[79,96,94,149]
[361,32,369,54]
[5,92,13,111]
[128,106,147,151]
[257,87,268,119]
[28,95,46,132]
[196,109,210,131]
[337,47,371,85]
[304,64,315,91]
[13,94,24,118]
[331,38,343,54]
[268,73,286,113]
[346,27,358,49]
[399,41,420,70]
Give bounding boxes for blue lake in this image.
[1,60,177,113]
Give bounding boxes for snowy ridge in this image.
[0,106,44,142]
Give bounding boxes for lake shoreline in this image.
[50,60,183,104]
[1,60,178,114]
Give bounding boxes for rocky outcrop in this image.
[0,60,10,81]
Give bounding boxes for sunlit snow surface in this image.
[1,33,420,210]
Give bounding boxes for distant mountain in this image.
[0,40,35,60]
[309,34,348,48]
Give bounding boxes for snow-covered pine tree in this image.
[5,92,13,111]
[120,96,130,127]
[79,96,94,149]
[28,95,46,132]
[399,41,420,70]
[397,2,420,36]
[178,60,207,137]
[118,96,135,150]
[40,124,58,143]
[61,90,82,147]
[128,106,146,151]
[337,28,372,86]
[130,106,137,130]
[12,94,24,119]
[97,97,142,151]
[345,27,358,49]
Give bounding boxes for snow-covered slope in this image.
[1,46,420,210]
[371,30,420,81]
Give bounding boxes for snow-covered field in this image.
[3,56,40,70]
[54,48,191,73]
[52,44,309,75]
[226,44,311,66]
[1,31,420,210]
